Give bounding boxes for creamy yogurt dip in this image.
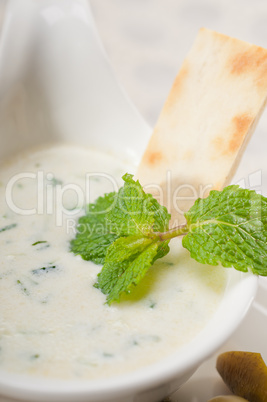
[0,143,227,380]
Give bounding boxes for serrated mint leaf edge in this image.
[182,219,267,275]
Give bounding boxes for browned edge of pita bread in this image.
[137,28,267,225]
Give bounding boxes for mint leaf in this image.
[93,174,171,303]
[70,174,267,305]
[107,173,170,236]
[70,192,119,264]
[182,185,267,275]
[95,235,167,304]
[71,174,171,303]
[70,175,170,266]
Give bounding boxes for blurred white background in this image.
[90,0,267,127]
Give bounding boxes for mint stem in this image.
[154,223,188,241]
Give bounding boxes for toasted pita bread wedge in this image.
[137,28,267,225]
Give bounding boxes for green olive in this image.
[216,351,267,402]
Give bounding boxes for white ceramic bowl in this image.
[0,1,258,401]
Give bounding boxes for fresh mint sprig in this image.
[71,173,267,304]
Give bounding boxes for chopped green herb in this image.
[17,280,30,296]
[32,240,50,250]
[149,301,157,309]
[32,241,48,246]
[32,265,57,275]
[70,174,267,304]
[0,223,17,233]
[31,354,40,360]
[164,261,174,266]
[131,334,161,347]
